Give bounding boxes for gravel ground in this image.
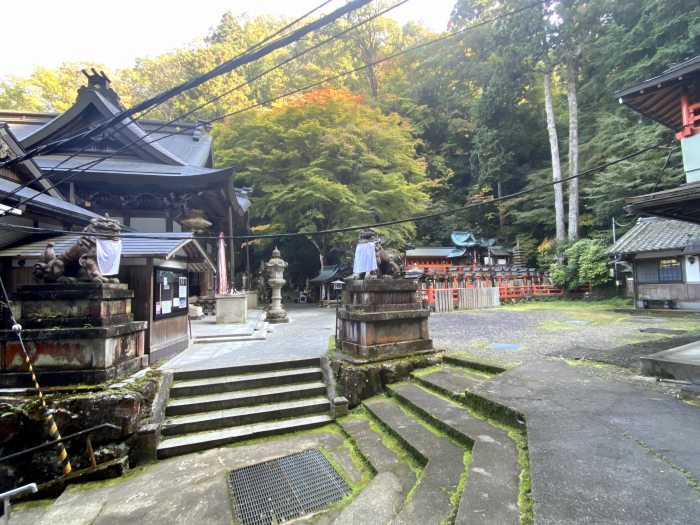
[428,304,700,369]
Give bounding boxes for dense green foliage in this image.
[1,1,699,282]
[548,238,611,290]
[215,88,428,270]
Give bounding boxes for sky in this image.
[3,0,455,78]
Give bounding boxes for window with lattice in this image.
[658,259,682,282]
[635,258,683,284]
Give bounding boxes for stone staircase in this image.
[347,360,522,525]
[157,357,333,459]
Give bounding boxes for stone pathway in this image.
[9,433,359,525]
[471,359,700,525]
[162,305,335,370]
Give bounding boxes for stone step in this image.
[191,330,267,344]
[172,356,321,381]
[443,354,507,375]
[169,366,323,397]
[413,366,484,398]
[162,396,330,436]
[339,418,416,488]
[363,398,465,525]
[165,381,327,416]
[336,418,418,525]
[156,413,332,459]
[388,383,520,525]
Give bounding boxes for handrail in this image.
[0,423,120,463]
[1,483,37,525]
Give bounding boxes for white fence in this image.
[433,287,500,313]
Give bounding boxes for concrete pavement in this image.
[162,305,336,370]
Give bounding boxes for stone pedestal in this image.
[215,293,248,324]
[336,280,434,363]
[0,283,147,386]
[246,291,259,309]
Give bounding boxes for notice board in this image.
[154,267,188,320]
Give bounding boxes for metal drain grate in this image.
[228,449,351,525]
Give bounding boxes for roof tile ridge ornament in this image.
[78,68,125,110]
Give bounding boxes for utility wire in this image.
[1,0,543,216]
[0,0,409,214]
[0,0,338,205]
[0,0,373,170]
[651,146,675,193]
[0,138,671,242]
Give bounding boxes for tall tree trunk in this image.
[567,57,579,241]
[308,236,325,272]
[497,179,504,235]
[543,69,566,242]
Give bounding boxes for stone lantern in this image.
[265,247,289,324]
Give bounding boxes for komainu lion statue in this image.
[351,228,404,280]
[33,215,121,284]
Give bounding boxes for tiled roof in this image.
[0,232,213,271]
[607,218,700,255]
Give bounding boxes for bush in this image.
[548,239,611,291]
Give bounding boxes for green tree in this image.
[548,238,611,290]
[0,62,118,112]
[215,87,428,271]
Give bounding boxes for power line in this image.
[0,0,338,204]
[0,0,410,214]
[0,0,374,170]
[0,139,671,242]
[1,0,544,215]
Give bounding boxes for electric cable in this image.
[0,0,410,214]
[1,0,544,215]
[651,146,675,193]
[0,0,338,205]
[0,138,671,242]
[0,0,374,170]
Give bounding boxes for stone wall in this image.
[0,371,164,492]
[330,353,443,407]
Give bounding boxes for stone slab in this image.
[156,413,333,458]
[470,360,700,525]
[0,355,147,387]
[170,366,323,397]
[640,340,700,381]
[413,367,483,397]
[339,338,434,359]
[332,472,404,525]
[338,309,429,322]
[165,381,327,416]
[443,354,508,374]
[339,418,415,490]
